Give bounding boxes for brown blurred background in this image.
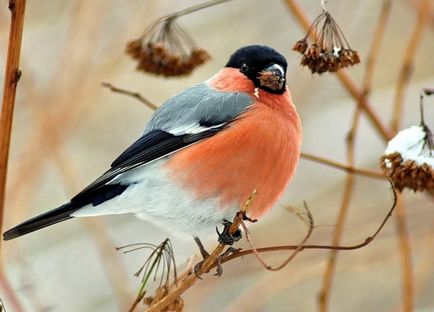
[0,0,433,311]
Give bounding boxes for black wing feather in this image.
[71,127,224,203]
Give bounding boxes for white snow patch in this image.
[384,125,434,167]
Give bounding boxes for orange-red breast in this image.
[3,45,301,241]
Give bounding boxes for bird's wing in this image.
[71,83,253,203]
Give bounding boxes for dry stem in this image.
[316,1,392,310]
[102,82,159,111]
[395,195,414,312]
[391,0,432,133]
[0,0,26,253]
[301,152,385,179]
[218,182,396,264]
[241,202,313,271]
[0,1,27,308]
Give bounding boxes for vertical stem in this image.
[389,2,431,310]
[395,196,414,312]
[391,0,432,133]
[0,0,27,251]
[317,1,392,310]
[318,135,355,312]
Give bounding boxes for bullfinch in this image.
[3,45,302,242]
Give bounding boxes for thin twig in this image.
[217,181,396,264]
[301,152,385,179]
[391,0,432,133]
[167,0,233,20]
[362,0,392,93]
[101,82,159,111]
[0,0,26,252]
[283,0,393,141]
[241,202,313,271]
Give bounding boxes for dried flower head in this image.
[381,125,434,192]
[292,11,360,74]
[126,17,210,77]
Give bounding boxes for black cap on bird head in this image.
[226,45,288,94]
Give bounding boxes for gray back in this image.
[144,83,253,133]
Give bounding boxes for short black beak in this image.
[264,64,285,80]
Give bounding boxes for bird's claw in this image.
[194,246,242,278]
[194,236,210,259]
[194,261,205,279]
[216,219,242,245]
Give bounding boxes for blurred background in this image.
[0,0,433,311]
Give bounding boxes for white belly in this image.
[71,159,239,237]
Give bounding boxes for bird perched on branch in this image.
[3,45,302,245]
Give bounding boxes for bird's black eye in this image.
[240,62,249,73]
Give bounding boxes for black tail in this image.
[3,202,81,240]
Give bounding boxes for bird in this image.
[3,45,302,244]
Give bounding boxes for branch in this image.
[0,0,27,251]
[301,152,385,179]
[101,82,159,111]
[391,0,432,133]
[167,0,233,19]
[217,180,397,265]
[241,202,313,271]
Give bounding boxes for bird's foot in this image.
[216,219,242,245]
[193,246,241,278]
[194,236,210,260]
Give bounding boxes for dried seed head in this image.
[380,126,434,192]
[292,39,308,53]
[126,18,210,77]
[257,70,285,90]
[292,11,360,74]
